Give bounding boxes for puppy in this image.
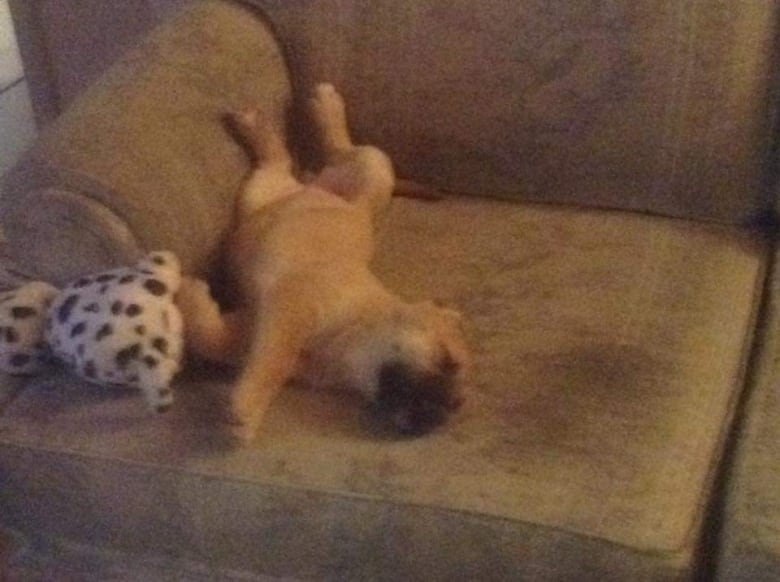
[177,83,470,442]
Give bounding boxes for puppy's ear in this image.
[422,299,464,327]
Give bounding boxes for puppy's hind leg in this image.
[230,108,302,216]
[309,83,354,157]
[309,83,395,215]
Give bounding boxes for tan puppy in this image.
[178,84,469,442]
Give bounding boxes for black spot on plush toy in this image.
[0,251,184,413]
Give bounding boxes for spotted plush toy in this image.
[0,251,184,412]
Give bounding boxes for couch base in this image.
[2,528,283,582]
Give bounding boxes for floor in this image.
[0,0,36,177]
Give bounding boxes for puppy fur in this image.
[177,84,470,442]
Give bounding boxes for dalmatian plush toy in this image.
[0,251,184,412]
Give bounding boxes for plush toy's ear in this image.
[137,251,182,292]
[0,281,59,375]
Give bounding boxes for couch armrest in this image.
[0,188,141,286]
[0,0,292,283]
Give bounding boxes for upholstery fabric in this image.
[0,1,773,577]
[0,197,766,579]
[8,0,191,125]
[717,248,780,582]
[0,0,291,285]
[38,0,192,110]
[251,0,777,224]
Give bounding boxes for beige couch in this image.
[1,1,778,579]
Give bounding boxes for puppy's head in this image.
[374,354,462,436]
[346,300,470,436]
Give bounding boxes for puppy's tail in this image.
[299,172,446,202]
[393,178,446,201]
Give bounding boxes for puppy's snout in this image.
[375,361,461,436]
[439,350,460,375]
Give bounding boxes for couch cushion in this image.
[716,249,780,582]
[0,197,766,579]
[253,0,776,224]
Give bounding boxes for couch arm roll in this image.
[0,0,292,283]
[0,188,141,286]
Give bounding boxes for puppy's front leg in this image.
[177,277,246,366]
[229,277,319,443]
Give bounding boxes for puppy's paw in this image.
[226,386,264,444]
[226,107,285,162]
[310,83,345,119]
[228,106,260,132]
[309,83,350,151]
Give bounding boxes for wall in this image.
[0,0,35,176]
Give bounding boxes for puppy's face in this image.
[346,301,470,436]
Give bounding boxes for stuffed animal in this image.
[0,251,184,413]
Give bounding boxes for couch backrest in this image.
[254,0,779,224]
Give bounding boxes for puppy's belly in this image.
[284,185,352,211]
[236,202,374,284]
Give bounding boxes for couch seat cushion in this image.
[0,196,766,580]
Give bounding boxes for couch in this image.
[1,1,778,579]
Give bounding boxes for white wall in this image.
[0,0,35,176]
[0,0,23,90]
